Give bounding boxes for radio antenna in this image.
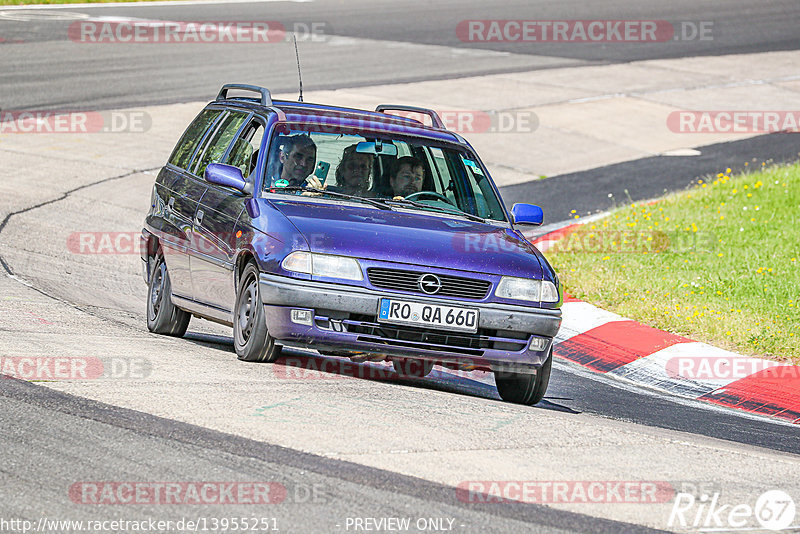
[292,34,303,102]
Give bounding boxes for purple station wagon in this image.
[141,84,562,404]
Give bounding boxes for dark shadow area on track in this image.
[183,331,235,351]
[0,377,664,534]
[178,332,581,413]
[548,360,800,455]
[180,329,800,451]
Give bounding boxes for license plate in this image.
[378,298,479,333]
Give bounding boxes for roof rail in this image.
[375,104,446,130]
[272,100,418,123]
[217,84,273,106]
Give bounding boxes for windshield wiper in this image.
[372,197,486,223]
[266,186,394,211]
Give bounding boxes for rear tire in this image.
[234,261,281,363]
[494,347,552,405]
[392,358,434,378]
[146,251,190,337]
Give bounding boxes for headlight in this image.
[281,251,363,281]
[312,254,363,280]
[495,277,559,303]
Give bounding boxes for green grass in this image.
[0,0,175,4]
[548,162,800,364]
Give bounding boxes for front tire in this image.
[494,347,552,405]
[146,251,190,337]
[234,261,281,363]
[392,358,434,377]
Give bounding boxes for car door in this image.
[190,110,254,312]
[156,107,224,299]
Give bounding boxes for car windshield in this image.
[261,126,507,222]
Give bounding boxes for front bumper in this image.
[259,273,561,372]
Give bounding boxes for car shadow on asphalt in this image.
[183,331,235,351]
[180,332,578,413]
[274,348,580,414]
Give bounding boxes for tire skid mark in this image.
[0,166,159,328]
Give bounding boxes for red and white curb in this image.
[526,221,800,425]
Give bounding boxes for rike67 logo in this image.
[668,490,796,531]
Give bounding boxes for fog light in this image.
[290,309,313,326]
[528,336,549,352]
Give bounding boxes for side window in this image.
[168,109,223,170]
[226,120,265,180]
[459,155,499,219]
[193,111,249,178]
[429,147,455,201]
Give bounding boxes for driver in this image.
[388,156,425,199]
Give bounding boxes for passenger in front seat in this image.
[330,144,374,197]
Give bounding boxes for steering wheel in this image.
[404,191,456,206]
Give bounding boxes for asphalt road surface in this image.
[3,379,659,534]
[1,0,799,109]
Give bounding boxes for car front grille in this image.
[367,268,491,300]
[315,316,529,356]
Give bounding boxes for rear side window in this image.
[168,109,223,170]
[193,111,249,178]
[226,119,265,180]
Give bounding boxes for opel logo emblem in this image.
[418,274,442,294]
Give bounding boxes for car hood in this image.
[268,199,545,278]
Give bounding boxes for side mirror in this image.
[511,203,544,226]
[205,163,251,195]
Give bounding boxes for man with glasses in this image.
[268,134,320,188]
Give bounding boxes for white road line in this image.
[0,0,312,11]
